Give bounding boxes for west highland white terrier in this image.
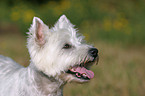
[0,15,99,96]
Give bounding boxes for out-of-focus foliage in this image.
[0,0,145,45]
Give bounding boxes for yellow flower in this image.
[11,11,20,21]
[113,20,123,30]
[60,0,70,10]
[113,18,129,31]
[23,10,35,23]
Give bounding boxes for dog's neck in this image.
[27,63,65,96]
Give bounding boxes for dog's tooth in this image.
[82,73,87,78]
[82,73,87,76]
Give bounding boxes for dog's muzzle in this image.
[65,47,99,81]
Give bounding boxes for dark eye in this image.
[63,44,72,49]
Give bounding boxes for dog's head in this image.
[27,15,99,83]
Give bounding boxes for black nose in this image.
[89,48,98,58]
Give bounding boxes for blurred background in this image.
[0,0,145,96]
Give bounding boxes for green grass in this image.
[0,34,145,96]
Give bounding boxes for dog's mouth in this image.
[66,58,98,81]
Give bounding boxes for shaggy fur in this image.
[0,15,99,96]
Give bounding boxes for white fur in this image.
[0,15,97,96]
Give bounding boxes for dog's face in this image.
[27,15,99,83]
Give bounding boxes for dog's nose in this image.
[89,48,98,58]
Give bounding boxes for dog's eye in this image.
[63,44,72,49]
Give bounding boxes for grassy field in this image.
[0,34,145,96]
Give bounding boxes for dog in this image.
[0,15,99,96]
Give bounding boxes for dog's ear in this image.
[29,17,49,45]
[55,15,74,29]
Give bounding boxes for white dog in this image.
[0,15,99,96]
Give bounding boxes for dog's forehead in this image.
[52,29,81,44]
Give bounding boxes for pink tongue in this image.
[71,67,94,79]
